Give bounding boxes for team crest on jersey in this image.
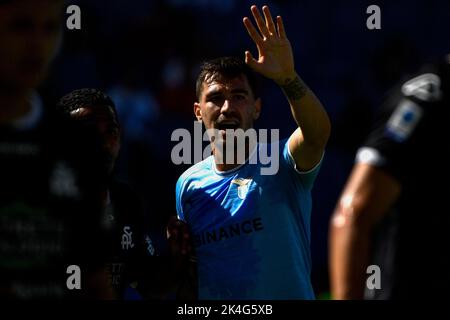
[231,178,252,200]
[401,73,442,102]
[385,99,423,143]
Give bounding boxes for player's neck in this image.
[0,88,33,125]
[214,161,242,172]
[212,140,256,173]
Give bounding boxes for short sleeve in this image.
[282,137,324,190]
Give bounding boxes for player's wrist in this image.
[274,71,298,86]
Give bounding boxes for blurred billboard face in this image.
[0,0,63,91]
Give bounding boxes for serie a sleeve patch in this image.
[385,99,423,143]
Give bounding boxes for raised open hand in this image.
[243,5,296,84]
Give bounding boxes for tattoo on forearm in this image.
[280,76,307,101]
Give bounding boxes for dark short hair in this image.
[56,88,118,119]
[195,56,260,100]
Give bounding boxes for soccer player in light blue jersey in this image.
[175,5,330,299]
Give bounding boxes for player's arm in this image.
[329,163,401,299]
[243,5,330,171]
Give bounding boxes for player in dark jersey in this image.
[329,55,450,299]
[56,88,148,299]
[56,88,194,299]
[0,0,111,299]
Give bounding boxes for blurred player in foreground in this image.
[0,0,110,298]
[329,55,450,299]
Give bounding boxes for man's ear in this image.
[194,102,202,121]
[253,98,262,120]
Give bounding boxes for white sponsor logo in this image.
[121,226,134,250]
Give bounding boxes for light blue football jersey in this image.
[176,138,322,299]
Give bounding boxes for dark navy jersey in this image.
[356,58,450,299]
[102,180,160,298]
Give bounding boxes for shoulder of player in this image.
[176,156,214,187]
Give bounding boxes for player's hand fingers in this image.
[245,51,260,72]
[250,5,270,38]
[243,17,263,46]
[262,5,276,36]
[276,15,287,39]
